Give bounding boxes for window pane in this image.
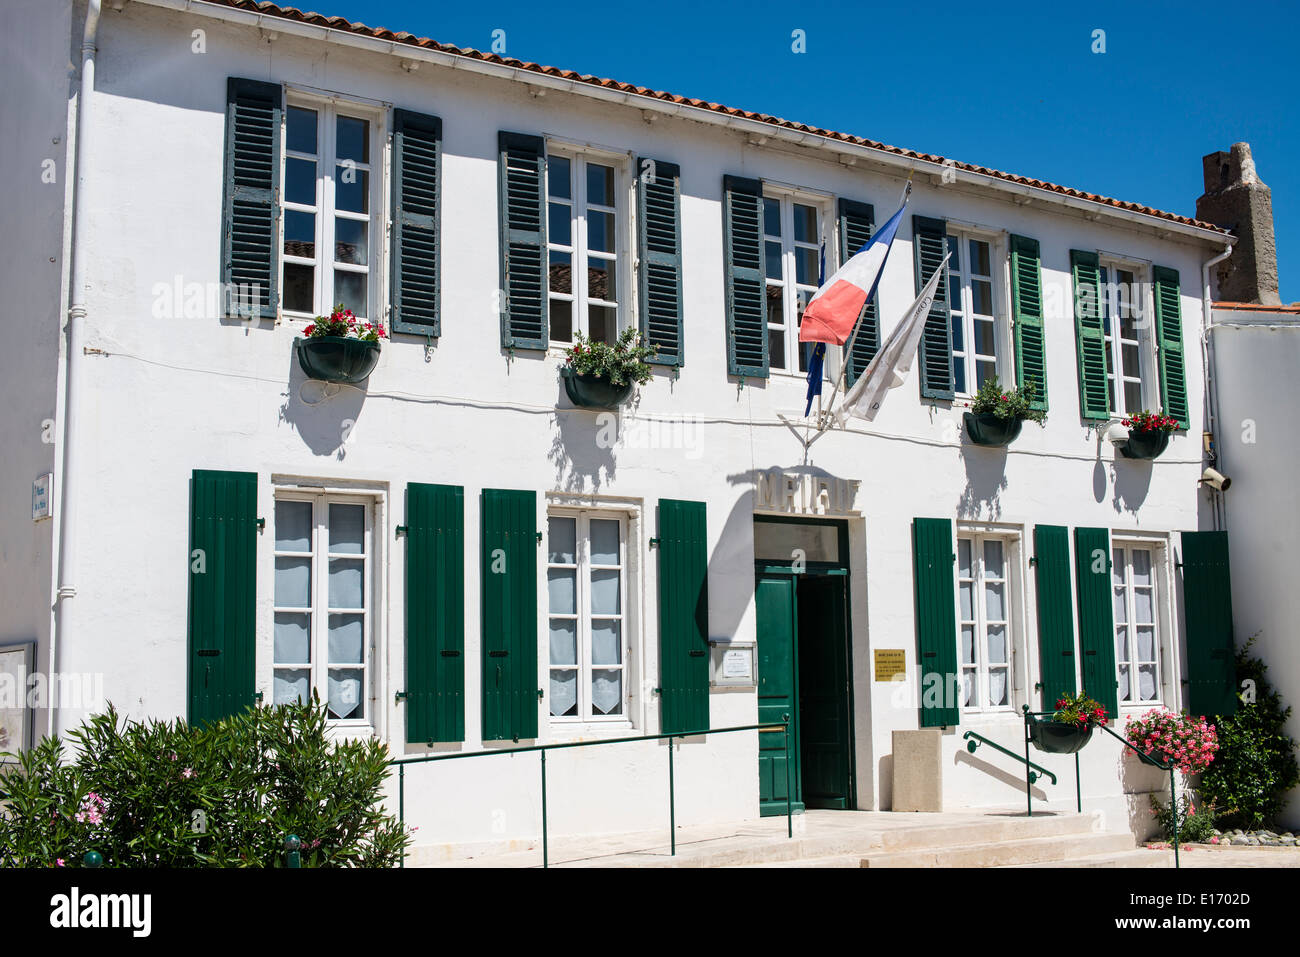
[328,613,365,664]
[328,558,364,608]
[548,202,572,247]
[586,163,614,207]
[334,218,368,266]
[953,362,967,395]
[1138,664,1158,700]
[1113,586,1128,624]
[283,263,315,313]
[1132,549,1152,586]
[1118,664,1131,702]
[792,204,817,244]
[286,106,317,154]
[946,235,960,269]
[1112,548,1126,586]
[950,314,964,351]
[548,156,571,200]
[549,250,572,294]
[549,298,572,342]
[590,520,620,564]
[335,166,369,214]
[959,581,974,622]
[1124,381,1142,415]
[987,624,1007,664]
[962,670,976,707]
[969,240,991,276]
[984,582,1004,621]
[971,279,993,316]
[1136,625,1156,661]
[988,668,1008,707]
[975,360,996,392]
[550,670,577,717]
[960,624,975,664]
[592,620,621,664]
[333,271,367,318]
[588,258,614,302]
[335,115,369,164]
[752,522,839,563]
[1116,624,1129,660]
[285,158,317,206]
[768,327,785,370]
[548,517,576,563]
[276,501,312,551]
[329,504,365,554]
[795,247,818,286]
[590,569,621,615]
[588,210,615,253]
[327,669,363,720]
[765,241,783,280]
[957,539,972,578]
[589,305,616,345]
[274,669,310,706]
[547,569,576,615]
[1134,588,1154,624]
[973,318,996,357]
[283,211,316,260]
[983,540,1004,578]
[592,670,622,715]
[275,557,311,607]
[274,612,310,663]
[1121,343,1140,375]
[549,619,577,665]
[763,197,781,236]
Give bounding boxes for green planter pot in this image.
[1029,720,1094,755]
[295,336,381,384]
[562,367,635,408]
[1120,429,1172,460]
[963,411,1024,448]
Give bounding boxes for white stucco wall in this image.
[14,1,1236,848]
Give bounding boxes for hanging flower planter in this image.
[1117,411,1177,460]
[562,367,634,408]
[963,412,1023,448]
[560,329,656,409]
[961,375,1044,448]
[1029,719,1094,754]
[294,305,387,385]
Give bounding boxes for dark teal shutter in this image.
[838,199,878,387]
[1070,250,1110,421]
[1032,525,1076,709]
[188,470,257,726]
[1010,234,1048,412]
[1181,531,1237,718]
[1152,266,1189,429]
[481,489,539,741]
[912,216,955,399]
[498,132,548,350]
[637,158,684,366]
[390,109,442,336]
[1073,527,1118,716]
[657,499,709,734]
[221,78,281,320]
[722,175,768,377]
[912,518,959,727]
[405,483,464,743]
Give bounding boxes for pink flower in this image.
[181,768,195,780]
[56,858,66,867]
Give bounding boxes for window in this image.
[273,496,373,723]
[1099,262,1151,415]
[548,152,623,345]
[957,533,1014,712]
[1112,543,1161,704]
[763,194,826,374]
[946,232,1001,395]
[281,100,380,322]
[546,512,629,721]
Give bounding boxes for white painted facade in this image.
[1,0,1242,852]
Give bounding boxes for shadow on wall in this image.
[1118,749,1170,842]
[1111,459,1153,515]
[952,748,1050,805]
[547,388,623,493]
[957,446,1008,519]
[278,357,367,459]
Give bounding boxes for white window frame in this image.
[546,508,632,725]
[761,188,831,376]
[946,228,1008,397]
[1112,537,1170,708]
[955,527,1023,716]
[272,491,376,730]
[545,147,629,346]
[280,92,385,325]
[1098,258,1156,416]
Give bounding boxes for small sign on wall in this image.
[874,649,907,682]
[709,639,756,689]
[32,473,52,522]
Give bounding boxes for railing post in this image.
[399,762,406,870]
[1075,752,1082,813]
[541,749,549,869]
[1022,708,1033,817]
[668,735,676,856]
[1170,766,1180,870]
[284,834,301,869]
[783,715,792,840]
[82,850,103,868]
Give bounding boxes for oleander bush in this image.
[0,696,409,868]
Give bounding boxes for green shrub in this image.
[0,697,410,867]
[1198,635,1300,830]
[1149,792,1217,843]
[563,327,657,386]
[967,375,1046,424]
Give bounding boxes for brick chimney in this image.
[1195,143,1281,305]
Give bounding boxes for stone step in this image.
[859,831,1136,868]
[1004,847,1173,868]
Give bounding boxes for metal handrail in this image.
[962,731,1057,786]
[392,720,793,868]
[1092,720,1182,869]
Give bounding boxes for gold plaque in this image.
[873,649,907,682]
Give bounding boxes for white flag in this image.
[835,251,950,424]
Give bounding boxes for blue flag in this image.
[804,243,827,415]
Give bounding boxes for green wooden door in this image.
[756,573,801,816]
[797,574,853,809]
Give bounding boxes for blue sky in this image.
[321,0,1296,301]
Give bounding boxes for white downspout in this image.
[1200,242,1233,532]
[51,0,103,738]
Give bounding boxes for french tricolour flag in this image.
[798,199,907,346]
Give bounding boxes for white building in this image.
[1,0,1249,853]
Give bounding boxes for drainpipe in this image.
[1200,242,1233,532]
[51,0,103,738]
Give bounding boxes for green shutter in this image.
[912,517,959,727]
[1032,525,1076,708]
[390,109,442,336]
[1153,266,1190,429]
[912,216,955,399]
[722,175,768,377]
[1181,531,1237,718]
[1073,527,1118,717]
[657,499,709,734]
[839,198,879,387]
[1010,235,1048,412]
[404,483,464,743]
[1070,250,1110,421]
[637,158,684,366]
[481,489,539,741]
[188,470,258,726]
[498,132,548,350]
[221,77,281,320]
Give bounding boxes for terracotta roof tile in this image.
[196,0,1227,235]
